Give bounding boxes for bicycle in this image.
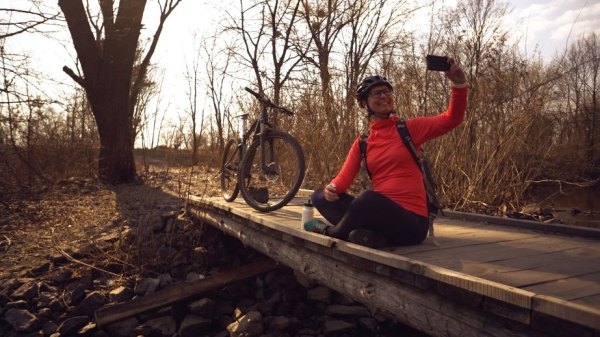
[219,87,306,212]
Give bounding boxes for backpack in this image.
[359,118,442,245]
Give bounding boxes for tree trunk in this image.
[59,0,146,184]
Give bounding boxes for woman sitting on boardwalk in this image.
[305,57,468,248]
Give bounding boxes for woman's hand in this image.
[445,57,467,85]
[323,183,339,202]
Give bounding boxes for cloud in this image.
[509,0,599,59]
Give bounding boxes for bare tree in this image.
[342,0,413,130]
[0,1,59,39]
[223,0,307,104]
[556,33,600,170]
[184,35,205,165]
[202,35,233,154]
[299,0,350,128]
[59,0,181,184]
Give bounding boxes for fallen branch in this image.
[94,259,278,327]
[51,227,121,278]
[525,178,599,188]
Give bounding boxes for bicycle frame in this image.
[221,86,305,212]
[237,90,281,174]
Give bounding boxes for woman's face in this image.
[366,85,394,115]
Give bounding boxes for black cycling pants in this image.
[310,188,429,246]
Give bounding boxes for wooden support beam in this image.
[94,260,278,327]
[190,208,550,337]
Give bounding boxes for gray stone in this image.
[214,330,229,337]
[78,321,97,335]
[188,297,215,317]
[185,272,205,282]
[268,316,290,332]
[30,262,50,276]
[65,283,86,306]
[105,317,139,337]
[323,319,356,335]
[57,316,89,336]
[48,268,72,284]
[37,291,56,307]
[157,273,173,288]
[215,299,234,315]
[358,317,378,333]
[227,311,263,337]
[143,316,177,336]
[332,292,355,305]
[5,300,28,310]
[179,314,212,337]
[41,320,58,336]
[134,277,160,295]
[11,281,39,300]
[4,308,40,332]
[306,286,332,303]
[77,291,106,316]
[37,307,52,318]
[325,304,370,317]
[108,286,133,303]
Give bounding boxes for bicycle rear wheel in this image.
[220,138,241,202]
[238,131,305,212]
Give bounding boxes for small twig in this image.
[104,253,138,270]
[525,178,599,188]
[1,235,11,251]
[51,227,121,278]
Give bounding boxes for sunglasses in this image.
[369,88,393,98]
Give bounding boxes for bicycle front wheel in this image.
[238,131,305,212]
[220,138,241,202]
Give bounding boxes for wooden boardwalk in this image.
[187,195,600,337]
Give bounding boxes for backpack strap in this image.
[359,133,372,190]
[395,119,443,216]
[395,119,419,167]
[395,119,442,246]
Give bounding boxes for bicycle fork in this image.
[259,122,279,181]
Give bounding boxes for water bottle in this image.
[301,199,314,229]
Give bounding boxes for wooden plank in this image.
[402,233,596,267]
[444,210,600,239]
[399,233,542,265]
[572,293,600,310]
[192,197,535,309]
[478,248,600,288]
[523,272,600,301]
[389,225,539,256]
[94,260,278,326]
[189,197,600,332]
[533,294,600,332]
[192,207,543,337]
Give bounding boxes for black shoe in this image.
[248,187,269,203]
[348,229,386,248]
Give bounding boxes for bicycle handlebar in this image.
[244,87,294,116]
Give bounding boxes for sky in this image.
[506,0,600,59]
[2,0,600,146]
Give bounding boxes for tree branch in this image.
[62,66,85,88]
[58,0,100,85]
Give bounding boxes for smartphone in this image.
[426,55,450,71]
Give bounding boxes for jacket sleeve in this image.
[406,86,468,145]
[330,136,362,193]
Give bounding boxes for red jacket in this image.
[331,86,468,217]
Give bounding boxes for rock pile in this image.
[0,211,429,337]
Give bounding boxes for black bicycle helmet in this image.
[355,75,393,102]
